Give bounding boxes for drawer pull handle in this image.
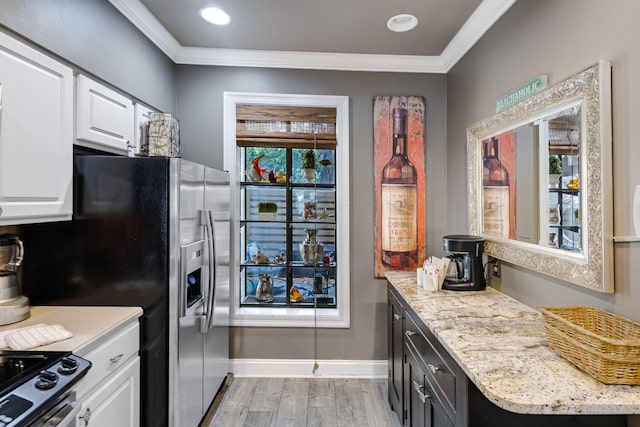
[427,363,441,374]
[412,380,430,403]
[109,353,124,366]
[79,407,92,426]
[405,330,417,338]
[393,313,404,320]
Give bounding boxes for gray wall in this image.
[0,0,177,112]
[176,66,448,360]
[448,2,640,323]
[449,5,640,421]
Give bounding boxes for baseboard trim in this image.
[230,359,387,378]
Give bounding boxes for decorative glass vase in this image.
[255,273,273,302]
[299,229,323,266]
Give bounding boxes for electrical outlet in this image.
[492,260,501,278]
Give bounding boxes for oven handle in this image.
[38,391,81,426]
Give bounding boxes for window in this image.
[223,93,350,327]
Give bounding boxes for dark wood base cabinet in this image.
[387,283,627,427]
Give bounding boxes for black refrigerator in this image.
[21,154,231,427]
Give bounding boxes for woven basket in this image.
[540,306,640,385]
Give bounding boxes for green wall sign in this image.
[496,75,548,112]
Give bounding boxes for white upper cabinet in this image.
[76,74,134,155]
[0,31,74,225]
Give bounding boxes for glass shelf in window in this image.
[292,187,335,222]
[242,186,286,222]
[290,267,336,307]
[242,222,287,264]
[240,266,287,307]
[291,148,335,185]
[292,222,335,267]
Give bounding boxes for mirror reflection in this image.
[467,61,613,293]
[480,104,582,254]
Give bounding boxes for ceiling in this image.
[109,0,516,73]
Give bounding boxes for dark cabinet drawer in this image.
[405,342,455,427]
[404,310,458,420]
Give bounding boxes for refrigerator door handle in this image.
[179,246,188,319]
[201,209,216,333]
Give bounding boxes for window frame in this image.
[223,92,350,328]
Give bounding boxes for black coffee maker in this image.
[442,235,486,291]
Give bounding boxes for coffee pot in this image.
[442,235,486,291]
[0,234,30,324]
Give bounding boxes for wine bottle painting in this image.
[482,133,516,239]
[373,96,426,277]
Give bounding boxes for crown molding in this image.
[108,0,182,59]
[177,47,446,73]
[109,0,515,73]
[440,0,517,71]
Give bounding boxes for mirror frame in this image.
[467,61,614,293]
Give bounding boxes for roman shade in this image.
[236,104,336,149]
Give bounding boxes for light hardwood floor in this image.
[208,377,402,427]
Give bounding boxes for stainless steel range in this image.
[0,351,91,426]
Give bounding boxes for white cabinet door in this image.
[0,31,73,225]
[132,103,154,156]
[76,75,134,155]
[75,356,140,427]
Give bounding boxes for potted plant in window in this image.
[301,149,317,183]
[549,155,562,188]
[257,202,278,221]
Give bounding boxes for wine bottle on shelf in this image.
[381,108,418,269]
[482,137,510,238]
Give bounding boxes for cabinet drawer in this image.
[404,311,458,419]
[75,321,140,399]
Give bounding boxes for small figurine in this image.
[247,154,268,182]
[276,170,287,183]
[273,252,287,265]
[567,176,579,190]
[251,250,270,264]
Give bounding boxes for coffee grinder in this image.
[442,235,486,291]
[0,234,30,324]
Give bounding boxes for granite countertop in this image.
[386,272,640,415]
[0,306,143,356]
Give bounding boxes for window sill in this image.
[230,305,349,328]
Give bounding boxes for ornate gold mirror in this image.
[467,61,613,292]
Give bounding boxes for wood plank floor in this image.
[208,378,402,427]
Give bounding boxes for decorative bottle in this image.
[482,137,510,238]
[381,108,418,269]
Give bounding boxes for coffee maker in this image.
[0,234,30,324]
[442,235,486,291]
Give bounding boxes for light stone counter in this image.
[0,306,142,356]
[386,272,640,415]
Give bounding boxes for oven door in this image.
[29,391,81,427]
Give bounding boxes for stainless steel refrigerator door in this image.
[202,167,231,410]
[176,160,206,427]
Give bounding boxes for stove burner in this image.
[0,351,91,426]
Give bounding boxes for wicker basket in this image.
[540,306,640,385]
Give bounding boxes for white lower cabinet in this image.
[75,357,140,427]
[73,321,140,427]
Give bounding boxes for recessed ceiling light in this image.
[199,7,230,26]
[387,14,418,32]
